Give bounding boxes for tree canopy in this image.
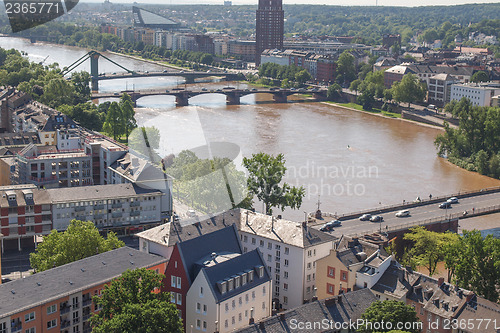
[243,153,305,215]
[391,73,426,108]
[359,300,420,333]
[30,220,124,272]
[90,268,183,333]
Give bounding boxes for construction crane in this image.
[39,55,49,65]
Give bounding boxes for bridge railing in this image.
[327,185,500,221]
[348,203,500,238]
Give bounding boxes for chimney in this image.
[131,157,139,168]
[279,313,285,321]
[324,297,337,306]
[438,277,445,287]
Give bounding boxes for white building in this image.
[186,250,272,333]
[450,82,500,107]
[427,73,459,107]
[48,183,164,232]
[238,210,336,310]
[354,249,392,289]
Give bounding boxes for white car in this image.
[395,210,410,217]
[187,209,197,217]
[447,197,459,204]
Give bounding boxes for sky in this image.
[85,0,500,6]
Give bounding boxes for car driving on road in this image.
[447,197,459,204]
[395,210,410,217]
[359,214,372,221]
[370,215,383,222]
[439,201,452,209]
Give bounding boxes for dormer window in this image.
[218,281,227,294]
[248,270,254,283]
[235,276,241,288]
[241,273,247,286]
[255,265,264,278]
[228,278,234,291]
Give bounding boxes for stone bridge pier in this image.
[272,92,288,103]
[175,93,189,107]
[226,92,241,105]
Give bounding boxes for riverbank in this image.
[322,101,445,131]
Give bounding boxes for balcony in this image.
[130,201,141,207]
[111,212,122,218]
[83,314,91,321]
[75,206,86,212]
[61,320,71,329]
[111,203,122,208]
[11,325,22,333]
[94,204,104,210]
[28,175,58,185]
[94,214,105,219]
[72,318,80,325]
[60,306,71,314]
[83,299,92,307]
[130,211,140,217]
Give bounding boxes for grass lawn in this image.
[332,102,401,118]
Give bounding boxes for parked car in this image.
[439,202,452,209]
[370,215,383,222]
[201,88,208,91]
[395,210,410,217]
[447,197,459,204]
[187,209,197,217]
[359,214,372,221]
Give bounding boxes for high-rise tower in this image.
[255,0,284,66]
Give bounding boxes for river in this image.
[2,36,499,220]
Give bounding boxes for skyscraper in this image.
[255,0,284,66]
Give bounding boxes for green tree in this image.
[403,226,458,276]
[103,102,123,140]
[336,50,356,86]
[120,93,137,142]
[242,153,305,215]
[359,300,420,333]
[90,268,183,333]
[444,231,500,302]
[71,71,91,104]
[391,73,426,108]
[295,69,312,85]
[470,70,489,83]
[29,220,124,272]
[349,79,362,95]
[327,83,342,101]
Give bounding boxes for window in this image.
[307,274,311,282]
[307,263,311,270]
[203,304,207,315]
[284,247,289,255]
[327,266,335,278]
[340,270,348,282]
[171,276,176,287]
[232,300,236,309]
[25,328,35,333]
[177,277,182,289]
[307,250,312,257]
[224,320,228,328]
[252,291,256,299]
[243,235,248,242]
[263,286,266,295]
[284,271,288,279]
[284,259,289,267]
[283,296,288,304]
[170,292,176,303]
[200,287,204,297]
[327,283,335,295]
[267,254,272,262]
[268,243,272,250]
[238,313,242,322]
[47,304,57,314]
[47,319,57,329]
[24,312,35,322]
[176,293,182,305]
[196,319,201,329]
[260,240,264,247]
[232,316,235,325]
[196,303,201,313]
[225,303,229,312]
[283,283,288,290]
[202,321,207,331]
[251,238,256,245]
[262,302,266,309]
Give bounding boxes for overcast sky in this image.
[89,0,500,6]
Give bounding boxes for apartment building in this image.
[427,74,459,107]
[48,183,164,233]
[15,143,93,188]
[450,82,500,107]
[0,185,51,252]
[186,250,272,333]
[163,225,244,330]
[316,236,387,300]
[0,247,167,333]
[227,41,256,62]
[39,114,78,147]
[108,152,173,218]
[238,211,336,310]
[139,209,337,311]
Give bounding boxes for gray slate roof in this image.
[47,183,162,203]
[455,295,500,333]
[202,249,270,303]
[0,247,166,319]
[235,288,378,333]
[371,262,419,300]
[138,209,337,249]
[177,224,242,284]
